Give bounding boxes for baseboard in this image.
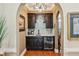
[64,48,79,56]
[65,52,79,56]
[0,48,16,53]
[55,49,58,53]
[0,48,17,56]
[55,49,63,53]
[65,48,79,52]
[20,48,26,56]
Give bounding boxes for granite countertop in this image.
[26,34,55,36]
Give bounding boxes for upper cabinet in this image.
[28,13,53,29]
[45,13,53,28]
[28,13,36,29]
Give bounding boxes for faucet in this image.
[36,29,40,36]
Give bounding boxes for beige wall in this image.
[60,3,79,56]
[53,9,58,49]
[0,4,20,55]
[17,5,28,55]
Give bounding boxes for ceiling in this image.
[25,3,55,12]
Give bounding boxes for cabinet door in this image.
[44,36,55,51]
[26,37,31,49]
[32,37,43,50]
[26,36,43,50]
[36,37,43,49]
[28,13,36,29]
[46,13,53,28]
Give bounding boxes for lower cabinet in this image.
[44,36,55,51]
[26,36,55,51]
[26,36,44,50]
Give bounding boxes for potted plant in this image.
[0,17,7,52]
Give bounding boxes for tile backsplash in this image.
[26,28,54,36]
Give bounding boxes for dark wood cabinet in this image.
[26,36,55,51]
[26,36,43,50]
[45,13,53,28]
[28,13,53,29]
[28,13,36,29]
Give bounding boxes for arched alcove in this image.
[16,3,64,56]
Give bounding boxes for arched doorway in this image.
[16,3,28,55]
[54,4,64,55]
[16,3,64,56]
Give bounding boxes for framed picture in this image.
[19,14,25,31]
[67,12,79,40]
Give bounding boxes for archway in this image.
[16,3,28,55]
[53,4,64,55]
[16,3,64,56]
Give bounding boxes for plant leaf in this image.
[0,17,7,44]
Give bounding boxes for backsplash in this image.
[26,28,54,36]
